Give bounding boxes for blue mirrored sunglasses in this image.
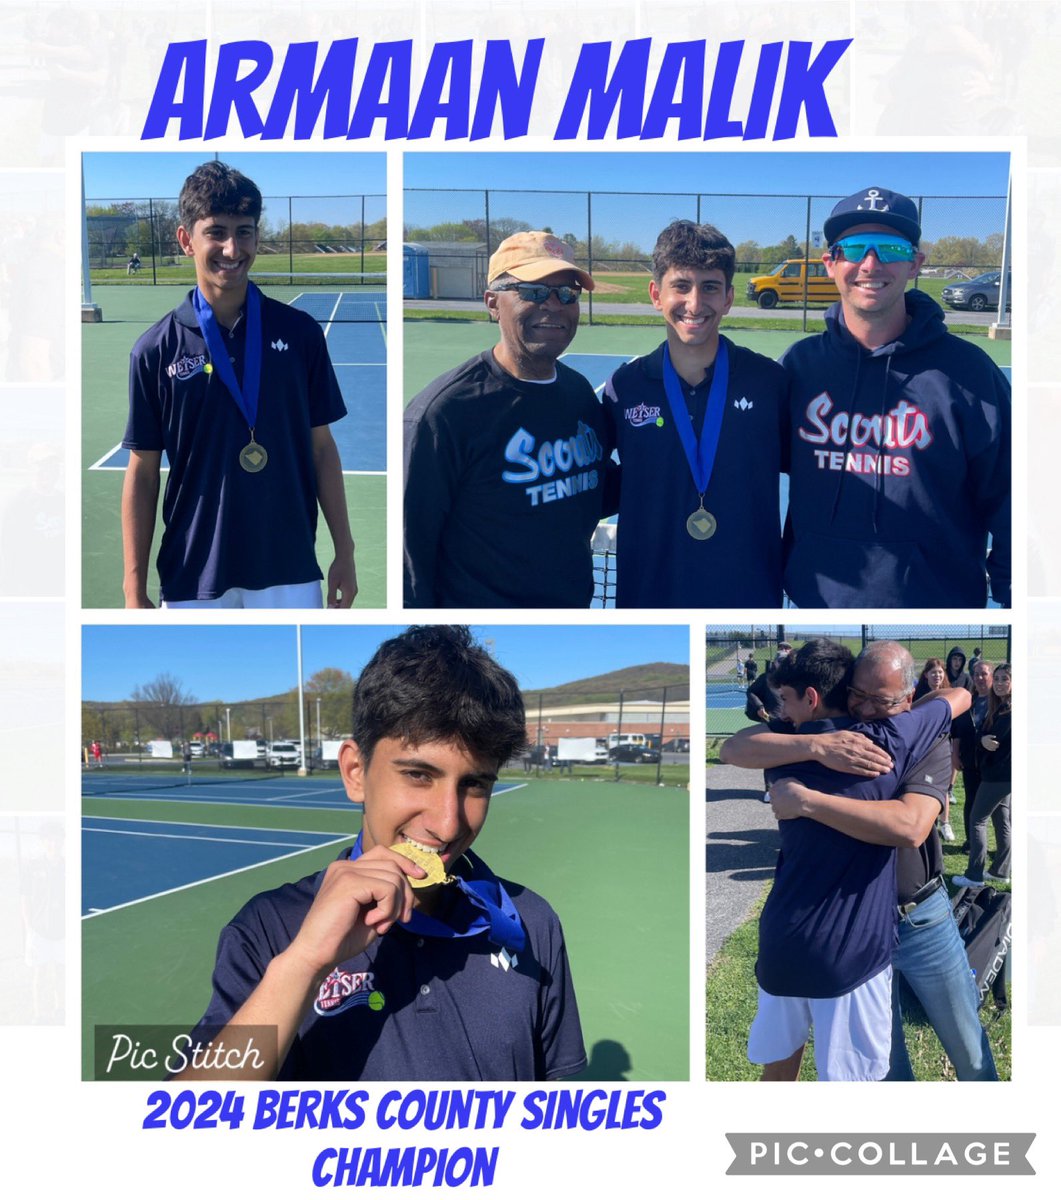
[830,235,918,264]
[492,282,582,304]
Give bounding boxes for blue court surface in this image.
[82,781,524,916]
[82,816,352,915]
[88,290,386,476]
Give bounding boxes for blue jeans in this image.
[886,883,998,1081]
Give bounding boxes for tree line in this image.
[87,200,387,261]
[82,669,356,749]
[401,215,1006,273]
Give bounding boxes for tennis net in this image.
[81,759,287,797]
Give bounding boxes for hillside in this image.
[521,661,689,706]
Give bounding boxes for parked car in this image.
[608,744,661,764]
[267,741,301,768]
[941,271,1011,312]
[220,741,259,768]
[188,741,205,759]
[745,258,839,309]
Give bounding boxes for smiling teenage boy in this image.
[782,186,1010,608]
[121,161,357,609]
[602,221,787,607]
[177,626,586,1082]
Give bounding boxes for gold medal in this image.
[239,440,268,473]
[390,842,453,890]
[687,506,717,540]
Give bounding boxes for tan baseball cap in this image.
[486,231,595,291]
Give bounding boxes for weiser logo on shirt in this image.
[797,391,935,477]
[501,421,605,508]
[314,968,385,1017]
[623,403,662,427]
[165,353,207,381]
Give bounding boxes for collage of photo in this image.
[78,148,1011,1087]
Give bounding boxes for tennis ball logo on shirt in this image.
[314,967,385,1017]
[165,353,208,381]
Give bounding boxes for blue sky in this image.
[405,150,1010,250]
[82,625,690,702]
[83,152,386,227]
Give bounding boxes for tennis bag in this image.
[951,883,1012,1012]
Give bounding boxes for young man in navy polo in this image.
[602,220,787,607]
[121,161,357,609]
[177,626,586,1082]
[721,640,965,1081]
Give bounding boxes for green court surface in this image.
[404,318,1011,402]
[82,286,386,609]
[82,780,690,1081]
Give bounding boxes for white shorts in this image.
[748,965,893,1081]
[162,581,323,609]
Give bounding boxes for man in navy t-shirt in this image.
[721,639,966,1080]
[175,626,586,1082]
[121,161,357,609]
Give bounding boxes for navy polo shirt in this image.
[123,289,346,601]
[757,698,952,999]
[188,850,587,1081]
[602,338,787,607]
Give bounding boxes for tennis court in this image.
[82,777,689,1081]
[82,277,387,607]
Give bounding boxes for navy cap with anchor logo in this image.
[823,186,922,247]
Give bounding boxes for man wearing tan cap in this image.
[404,231,613,607]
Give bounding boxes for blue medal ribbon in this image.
[191,283,262,431]
[345,834,527,953]
[661,338,729,503]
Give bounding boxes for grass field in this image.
[705,785,1011,1082]
[91,252,386,286]
[83,779,690,1082]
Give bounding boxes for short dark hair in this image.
[771,638,853,711]
[350,626,528,767]
[651,219,735,288]
[178,161,262,232]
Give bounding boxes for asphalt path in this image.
[706,761,780,966]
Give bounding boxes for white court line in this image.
[83,792,359,813]
[83,827,321,849]
[88,442,123,471]
[322,293,344,339]
[83,813,349,837]
[82,833,354,920]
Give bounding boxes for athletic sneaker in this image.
[940,821,956,843]
[984,870,1010,883]
[952,874,984,888]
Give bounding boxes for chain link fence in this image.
[515,683,689,786]
[81,689,352,776]
[85,192,386,284]
[403,188,1007,326]
[708,624,1011,737]
[83,676,691,787]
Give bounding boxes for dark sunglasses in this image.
[492,282,582,304]
[829,235,918,264]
